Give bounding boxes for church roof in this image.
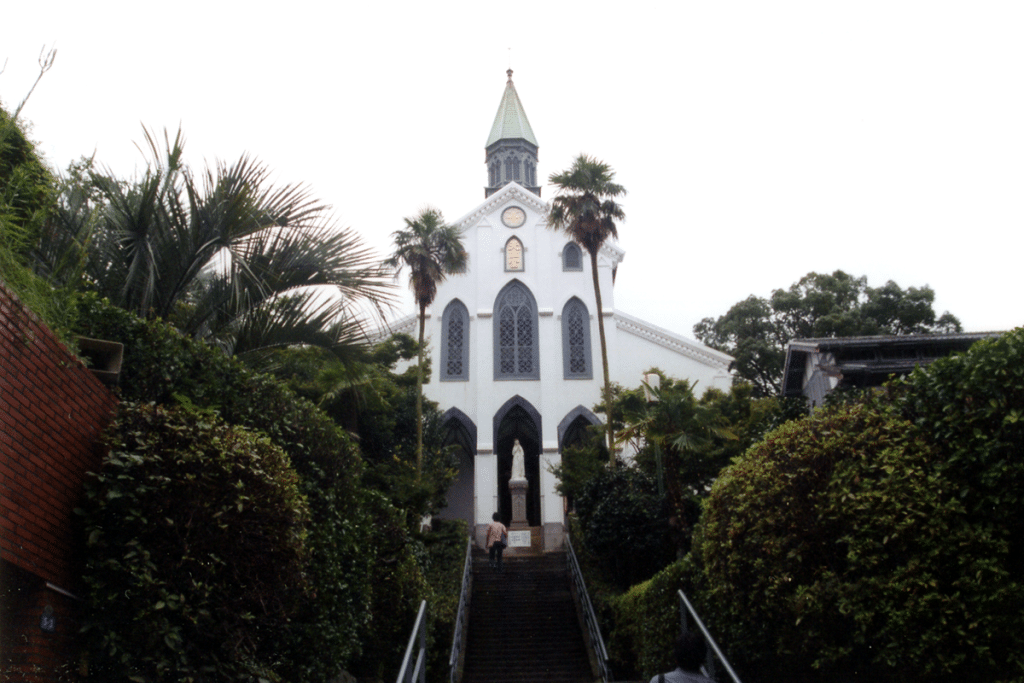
[485,70,538,148]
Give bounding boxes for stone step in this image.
[462,551,593,683]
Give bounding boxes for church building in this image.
[389,71,733,551]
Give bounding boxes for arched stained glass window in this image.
[562,298,592,379]
[505,237,524,272]
[494,282,539,380]
[441,300,469,381]
[562,243,582,271]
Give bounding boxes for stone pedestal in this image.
[509,478,529,529]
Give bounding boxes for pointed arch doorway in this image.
[493,396,541,527]
[557,406,602,517]
[437,408,476,529]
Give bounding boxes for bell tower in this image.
[484,70,540,197]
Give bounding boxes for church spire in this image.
[485,70,540,197]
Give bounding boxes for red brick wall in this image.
[0,283,117,591]
[1,560,81,682]
[1,283,117,681]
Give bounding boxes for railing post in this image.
[566,535,611,683]
[449,537,473,683]
[676,590,742,683]
[397,600,428,683]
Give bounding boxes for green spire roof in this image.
[485,70,538,148]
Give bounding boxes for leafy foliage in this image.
[548,154,626,456]
[550,423,609,505]
[574,465,675,589]
[267,335,458,523]
[386,206,467,476]
[695,403,1021,682]
[605,559,695,681]
[79,402,309,682]
[570,375,780,552]
[74,295,377,680]
[694,270,962,396]
[0,104,79,337]
[46,128,393,360]
[898,328,1024,572]
[0,105,53,249]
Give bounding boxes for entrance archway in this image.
[493,396,541,526]
[557,406,601,515]
[437,408,476,528]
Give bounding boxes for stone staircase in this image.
[462,548,595,683]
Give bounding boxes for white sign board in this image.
[508,530,532,548]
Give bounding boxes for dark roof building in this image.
[782,332,1003,409]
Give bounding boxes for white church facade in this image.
[387,71,733,550]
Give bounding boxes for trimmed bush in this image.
[899,328,1024,573]
[73,295,380,680]
[607,558,694,681]
[696,404,1014,682]
[79,402,309,682]
[575,466,675,590]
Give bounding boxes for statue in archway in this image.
[511,438,526,482]
[509,438,529,528]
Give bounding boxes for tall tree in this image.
[43,128,393,360]
[548,154,626,460]
[694,270,962,396]
[386,207,467,478]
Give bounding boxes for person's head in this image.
[674,632,707,673]
[492,512,500,522]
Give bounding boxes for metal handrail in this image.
[677,590,742,683]
[566,536,612,683]
[448,536,473,683]
[396,600,428,683]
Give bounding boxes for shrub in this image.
[696,403,1014,682]
[575,466,675,590]
[606,558,695,681]
[79,402,309,682]
[898,328,1024,571]
[73,295,378,680]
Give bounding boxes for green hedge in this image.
[79,402,309,682]
[606,558,696,681]
[73,295,431,682]
[695,403,1017,682]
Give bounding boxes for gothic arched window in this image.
[504,157,513,182]
[494,282,539,380]
[562,243,583,271]
[562,297,592,379]
[505,237,524,272]
[441,300,469,381]
[511,155,521,181]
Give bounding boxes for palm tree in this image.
[548,154,626,462]
[386,208,468,479]
[45,127,393,361]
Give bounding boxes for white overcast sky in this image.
[4,1,1022,339]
